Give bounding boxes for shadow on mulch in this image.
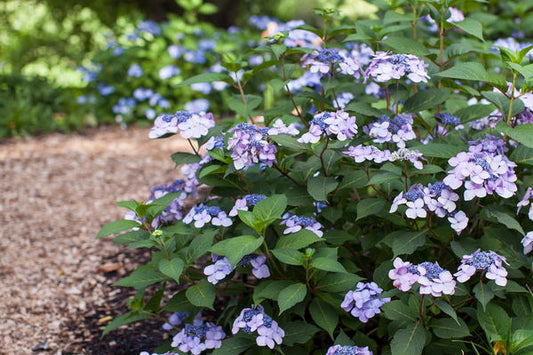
[61,249,169,355]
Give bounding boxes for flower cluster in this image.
[389,258,456,296]
[333,92,355,109]
[239,254,271,279]
[232,305,285,349]
[298,110,358,143]
[183,204,232,228]
[171,318,225,355]
[443,136,518,200]
[302,48,345,75]
[454,249,509,286]
[341,282,391,323]
[363,114,416,148]
[229,194,267,216]
[364,52,429,83]
[149,111,215,139]
[204,254,233,284]
[523,232,533,255]
[326,345,373,355]
[162,312,189,330]
[517,187,533,221]
[227,123,277,170]
[280,214,323,237]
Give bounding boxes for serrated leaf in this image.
[453,18,484,41]
[186,279,216,310]
[307,175,339,201]
[477,303,510,342]
[482,91,525,120]
[179,72,231,86]
[337,170,368,190]
[382,36,430,56]
[391,231,426,257]
[253,194,287,224]
[411,143,465,159]
[403,88,451,113]
[281,321,320,346]
[436,62,505,86]
[271,248,305,265]
[278,283,307,314]
[510,145,533,166]
[473,282,495,311]
[390,322,426,355]
[114,267,167,289]
[270,134,310,151]
[356,198,385,221]
[310,298,338,339]
[316,273,363,293]
[209,235,264,266]
[158,257,185,283]
[433,299,460,324]
[382,300,418,322]
[97,220,141,239]
[211,335,255,355]
[510,330,533,353]
[454,104,496,124]
[495,122,533,148]
[344,101,384,117]
[113,230,150,245]
[310,256,347,273]
[275,230,322,249]
[171,152,202,166]
[431,318,470,339]
[253,280,293,304]
[185,231,216,264]
[481,206,525,235]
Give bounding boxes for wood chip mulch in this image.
[0,126,191,354]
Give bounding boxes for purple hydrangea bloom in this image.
[454,249,509,286]
[390,148,425,169]
[522,231,533,255]
[343,144,393,164]
[149,111,215,139]
[127,64,144,78]
[365,52,429,83]
[435,113,461,126]
[341,282,391,323]
[204,255,233,284]
[268,119,300,136]
[136,20,161,36]
[280,214,323,237]
[229,194,267,216]
[363,114,416,148]
[443,136,517,200]
[171,320,225,354]
[204,135,225,151]
[287,71,322,92]
[97,83,115,96]
[112,97,136,115]
[326,344,374,355]
[159,65,181,80]
[168,44,184,59]
[183,204,232,228]
[232,305,285,349]
[239,254,271,279]
[302,48,344,75]
[162,312,189,330]
[184,98,210,113]
[184,50,206,64]
[334,92,355,109]
[227,123,277,170]
[147,179,188,227]
[389,258,456,296]
[298,110,358,143]
[133,88,154,101]
[517,187,533,221]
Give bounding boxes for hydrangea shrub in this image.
[98,1,533,354]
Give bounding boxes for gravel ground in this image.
[0,126,190,354]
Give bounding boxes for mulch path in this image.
[0,126,191,354]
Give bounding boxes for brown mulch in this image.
[0,126,191,354]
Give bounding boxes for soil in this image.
[0,126,192,354]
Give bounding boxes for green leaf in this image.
[390,322,426,355]
[275,230,322,249]
[210,235,264,267]
[270,134,311,151]
[185,231,216,264]
[403,88,451,113]
[433,299,460,324]
[253,194,287,224]
[382,36,430,56]
[102,311,152,336]
[114,267,166,289]
[453,18,484,41]
[271,248,305,266]
[477,303,510,342]
[281,321,320,346]
[97,220,141,239]
[211,335,255,355]
[158,257,185,283]
[481,206,525,235]
[310,298,338,339]
[278,283,307,314]
[454,104,497,124]
[356,198,385,221]
[253,280,293,303]
[391,231,426,257]
[310,256,347,273]
[337,170,368,190]
[431,318,470,339]
[473,282,495,311]
[510,145,533,166]
[382,300,418,322]
[307,175,339,201]
[344,101,385,117]
[482,91,525,121]
[179,72,231,86]
[113,230,150,245]
[495,122,533,148]
[510,330,533,353]
[237,210,256,229]
[316,273,363,293]
[436,62,505,86]
[171,152,202,166]
[411,143,465,159]
[117,200,137,210]
[186,279,216,310]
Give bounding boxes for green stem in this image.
[235,72,255,124]
[507,72,518,125]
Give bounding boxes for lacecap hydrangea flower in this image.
[227,123,277,170]
[363,113,416,148]
[183,204,232,228]
[389,257,456,297]
[162,312,189,330]
[171,317,225,355]
[298,110,358,143]
[326,344,374,355]
[454,249,509,286]
[341,282,391,323]
[364,51,429,83]
[204,254,233,284]
[229,194,267,216]
[149,111,215,139]
[522,231,533,255]
[232,305,285,349]
[517,187,533,221]
[280,214,323,237]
